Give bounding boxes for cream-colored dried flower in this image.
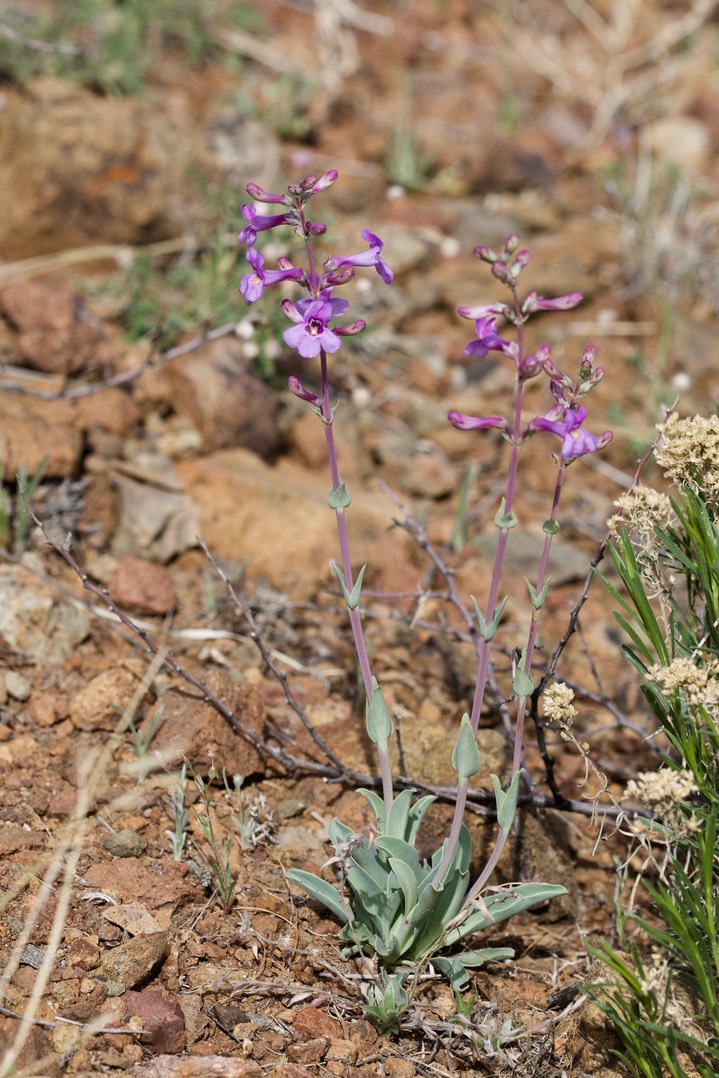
[655,413,719,508]
[624,767,698,807]
[607,484,674,541]
[543,682,577,728]
[649,656,719,713]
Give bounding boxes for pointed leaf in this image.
[452,713,481,781]
[286,869,349,924]
[365,678,393,745]
[327,482,351,509]
[405,794,437,845]
[445,882,567,944]
[385,788,415,839]
[357,788,386,827]
[491,770,522,831]
[389,857,418,911]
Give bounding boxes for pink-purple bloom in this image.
[530,405,599,459]
[522,290,583,314]
[239,247,304,304]
[326,229,393,285]
[282,294,350,358]
[238,203,292,246]
[463,316,510,359]
[448,412,509,433]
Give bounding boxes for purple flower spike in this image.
[325,229,393,284]
[448,412,508,433]
[239,248,304,305]
[463,316,510,359]
[238,203,292,246]
[282,295,349,358]
[531,405,599,459]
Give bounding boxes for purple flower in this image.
[238,203,292,246]
[448,412,509,433]
[288,376,320,405]
[245,182,290,205]
[281,295,350,358]
[522,290,583,314]
[457,303,510,321]
[463,316,510,359]
[239,248,304,305]
[530,405,599,459]
[325,229,393,284]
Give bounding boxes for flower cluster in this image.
[655,412,719,510]
[449,238,611,463]
[624,768,699,810]
[543,682,578,728]
[648,655,719,714]
[237,170,393,361]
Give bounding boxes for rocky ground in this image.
[0,1,718,1075]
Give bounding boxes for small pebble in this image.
[102,828,146,858]
[5,671,31,701]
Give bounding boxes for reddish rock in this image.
[325,1039,359,1063]
[293,1005,343,1040]
[121,989,185,1055]
[0,278,105,375]
[166,338,281,457]
[100,932,168,990]
[286,1037,329,1064]
[0,79,280,259]
[108,555,177,615]
[68,661,149,732]
[81,858,201,920]
[0,396,82,478]
[151,670,266,778]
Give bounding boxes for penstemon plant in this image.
[236,171,612,1010]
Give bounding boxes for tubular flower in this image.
[238,203,293,246]
[325,229,394,284]
[282,295,350,358]
[239,248,304,304]
[448,412,509,433]
[463,316,510,359]
[530,405,600,459]
[522,290,583,314]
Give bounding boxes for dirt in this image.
[1,1,718,1075]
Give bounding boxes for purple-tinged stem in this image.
[318,349,394,812]
[465,463,566,903]
[433,292,526,888]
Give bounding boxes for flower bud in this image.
[596,430,613,450]
[299,174,317,191]
[334,319,367,337]
[491,261,509,282]
[245,182,291,205]
[306,220,327,236]
[514,248,530,267]
[288,376,319,405]
[473,245,499,263]
[504,235,519,254]
[542,357,563,379]
[325,265,356,286]
[519,354,543,380]
[457,303,508,320]
[448,411,508,432]
[309,168,339,193]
